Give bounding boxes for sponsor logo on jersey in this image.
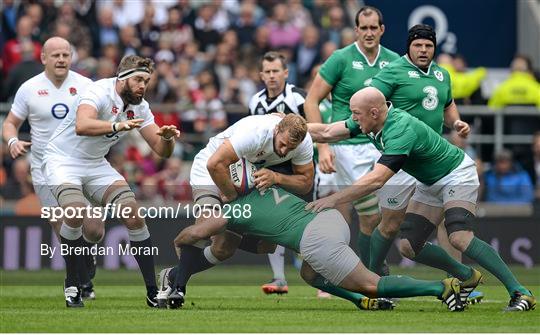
[256,150,265,157]
[37,89,49,96]
[434,70,444,81]
[379,61,389,69]
[111,106,118,115]
[126,110,135,120]
[448,189,455,197]
[51,103,69,119]
[408,71,420,78]
[352,61,364,70]
[276,103,285,113]
[69,87,77,95]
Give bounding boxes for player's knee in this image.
[379,212,403,238]
[210,237,237,261]
[399,213,435,258]
[83,222,105,244]
[444,207,475,251]
[398,239,416,259]
[300,262,317,284]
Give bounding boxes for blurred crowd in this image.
[1,0,539,209]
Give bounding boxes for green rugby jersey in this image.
[346,106,464,185]
[371,56,453,134]
[319,44,399,145]
[227,187,316,252]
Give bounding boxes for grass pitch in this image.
[1,265,539,332]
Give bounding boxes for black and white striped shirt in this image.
[248,83,306,117]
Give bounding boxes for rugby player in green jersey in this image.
[369,24,482,303]
[304,6,400,269]
[307,87,536,312]
[171,186,465,312]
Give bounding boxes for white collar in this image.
[354,43,381,67]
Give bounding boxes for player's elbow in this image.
[75,122,88,136]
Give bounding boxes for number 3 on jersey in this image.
[422,86,438,111]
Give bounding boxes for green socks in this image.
[369,228,394,274]
[311,274,366,307]
[413,242,472,281]
[377,275,443,298]
[357,231,371,267]
[464,237,528,295]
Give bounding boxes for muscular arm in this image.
[207,139,240,201]
[304,74,336,173]
[308,121,351,143]
[274,162,314,195]
[174,217,228,246]
[75,104,144,136]
[332,163,395,205]
[139,123,179,158]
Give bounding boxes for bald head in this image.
[41,37,72,83]
[42,37,71,55]
[349,87,388,134]
[350,87,386,111]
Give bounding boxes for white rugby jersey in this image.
[206,114,313,167]
[10,71,92,167]
[47,78,154,160]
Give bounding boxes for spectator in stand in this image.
[212,43,234,98]
[118,25,141,57]
[1,0,19,41]
[99,0,144,29]
[288,0,313,30]
[211,0,234,34]
[2,41,42,101]
[192,4,221,52]
[157,157,192,201]
[95,57,116,80]
[293,24,321,87]
[232,2,259,47]
[138,176,164,203]
[320,5,347,47]
[252,25,271,56]
[14,178,41,216]
[265,3,301,49]
[101,43,120,66]
[437,53,486,105]
[152,50,178,103]
[194,83,228,133]
[2,16,42,75]
[51,2,92,54]
[483,149,534,204]
[136,4,161,57]
[222,64,257,106]
[161,6,193,55]
[340,27,356,48]
[320,40,337,62]
[72,46,98,79]
[488,54,540,109]
[25,3,46,42]
[96,6,119,51]
[0,157,30,200]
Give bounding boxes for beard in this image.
[120,84,143,105]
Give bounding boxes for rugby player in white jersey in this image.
[2,37,103,299]
[42,55,180,307]
[162,113,314,308]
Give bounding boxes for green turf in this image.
[1,266,539,333]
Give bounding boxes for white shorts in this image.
[42,155,125,204]
[300,209,360,285]
[190,147,219,195]
[31,165,58,207]
[411,155,479,208]
[332,143,381,186]
[378,170,417,210]
[313,164,338,198]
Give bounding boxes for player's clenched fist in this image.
[254,168,278,192]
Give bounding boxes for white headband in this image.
[117,67,151,80]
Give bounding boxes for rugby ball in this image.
[229,158,257,195]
